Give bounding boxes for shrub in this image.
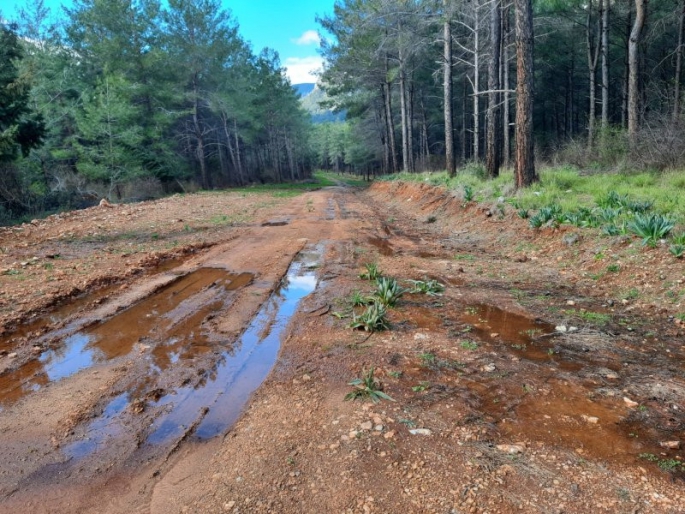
[627,213,675,247]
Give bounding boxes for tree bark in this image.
[473,1,481,161]
[502,4,511,168]
[384,57,398,172]
[628,0,647,144]
[674,0,685,121]
[514,0,538,188]
[444,0,455,176]
[601,0,610,129]
[586,0,600,149]
[486,0,502,177]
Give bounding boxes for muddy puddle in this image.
[0,269,253,410]
[147,247,320,444]
[459,304,562,365]
[58,245,321,463]
[452,303,684,477]
[0,255,189,356]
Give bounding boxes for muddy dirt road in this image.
[0,182,683,513]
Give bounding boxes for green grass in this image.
[381,166,685,226]
[229,170,336,197]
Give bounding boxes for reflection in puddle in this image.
[147,247,321,445]
[0,256,188,356]
[0,270,253,408]
[64,393,130,459]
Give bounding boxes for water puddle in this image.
[460,304,560,364]
[0,270,253,409]
[0,255,188,355]
[64,393,130,459]
[146,246,321,445]
[367,236,394,256]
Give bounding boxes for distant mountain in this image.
[293,83,316,97]
[298,84,345,124]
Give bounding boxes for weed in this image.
[344,367,395,403]
[639,453,685,472]
[528,214,544,229]
[627,213,674,247]
[426,215,437,223]
[374,277,404,307]
[454,254,476,262]
[388,370,402,379]
[399,418,416,428]
[672,233,685,245]
[407,278,445,296]
[463,185,474,202]
[623,288,639,300]
[418,352,437,367]
[669,244,685,258]
[460,340,478,350]
[517,208,529,219]
[573,310,611,324]
[359,262,381,281]
[607,264,620,273]
[412,381,431,392]
[349,301,389,332]
[349,290,373,307]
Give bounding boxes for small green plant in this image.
[388,370,402,379]
[672,233,685,245]
[359,262,381,280]
[454,253,476,262]
[669,244,685,258]
[460,340,478,350]
[418,351,436,367]
[412,381,431,392]
[349,301,389,332]
[344,367,395,403]
[426,215,437,223]
[529,214,544,229]
[463,185,474,202]
[607,264,620,273]
[407,278,445,296]
[627,213,674,247]
[374,277,404,306]
[517,208,529,219]
[349,290,373,307]
[639,453,685,472]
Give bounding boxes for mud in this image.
[0,181,683,513]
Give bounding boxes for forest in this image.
[1,0,684,223]
[0,0,311,222]
[313,0,685,184]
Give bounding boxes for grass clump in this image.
[349,301,389,332]
[374,277,404,306]
[407,278,445,296]
[359,262,382,280]
[344,367,395,403]
[627,213,674,247]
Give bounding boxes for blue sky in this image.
[1,0,334,84]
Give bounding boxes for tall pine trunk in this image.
[444,1,455,176]
[601,0,610,129]
[486,0,502,177]
[514,0,538,187]
[628,0,647,144]
[674,0,685,121]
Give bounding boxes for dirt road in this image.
[0,182,683,513]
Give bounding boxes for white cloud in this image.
[284,56,323,84]
[292,30,321,46]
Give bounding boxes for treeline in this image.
[316,0,685,179]
[0,0,312,221]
